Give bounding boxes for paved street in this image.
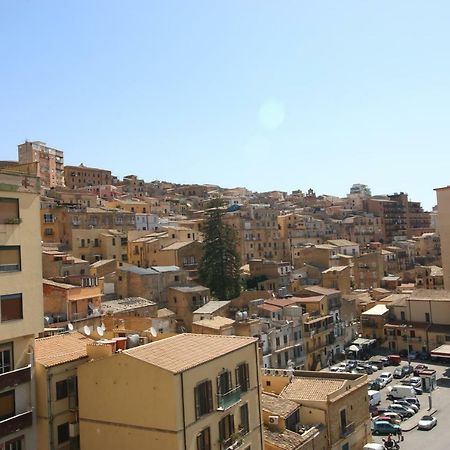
[369,360,450,449]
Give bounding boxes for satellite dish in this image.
[101,322,106,331]
[150,327,157,337]
[67,323,74,332]
[83,325,91,336]
[97,326,104,336]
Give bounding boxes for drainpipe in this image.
[254,342,264,450]
[180,372,187,450]
[47,371,54,450]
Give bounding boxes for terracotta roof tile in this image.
[280,377,345,402]
[35,332,94,367]
[125,333,257,373]
[262,393,299,418]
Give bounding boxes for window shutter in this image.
[194,386,200,420]
[228,370,232,391]
[207,380,213,412]
[245,364,250,391]
[216,375,221,395]
[235,366,240,388]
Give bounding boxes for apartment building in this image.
[78,334,264,450]
[116,264,188,304]
[64,164,112,189]
[340,214,382,245]
[43,278,102,324]
[42,250,89,280]
[0,165,44,449]
[435,186,450,289]
[262,371,371,450]
[166,285,211,331]
[414,232,441,265]
[352,251,385,290]
[18,140,64,188]
[35,332,94,450]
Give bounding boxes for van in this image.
[387,354,401,365]
[368,390,381,406]
[388,384,415,399]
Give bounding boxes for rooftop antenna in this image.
[83,325,91,336]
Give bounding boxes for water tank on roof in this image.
[127,334,140,348]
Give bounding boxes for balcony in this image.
[0,410,33,439]
[0,365,31,391]
[217,386,242,411]
[221,429,246,450]
[340,422,355,438]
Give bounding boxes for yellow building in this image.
[262,371,371,450]
[35,332,94,450]
[0,165,44,448]
[78,334,264,450]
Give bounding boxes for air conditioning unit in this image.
[69,422,79,437]
[269,415,279,425]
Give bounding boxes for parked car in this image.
[372,420,401,435]
[418,415,437,430]
[376,377,388,388]
[403,397,420,408]
[393,367,404,379]
[380,372,393,384]
[408,350,418,360]
[388,385,416,399]
[363,444,385,450]
[368,380,382,391]
[380,356,390,366]
[369,358,385,370]
[393,399,419,413]
[380,411,403,424]
[409,376,422,388]
[402,364,414,375]
[388,404,415,418]
[417,351,430,361]
[414,364,428,376]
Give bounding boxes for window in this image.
[240,403,249,434]
[219,414,235,442]
[0,246,21,272]
[425,313,430,323]
[236,363,250,392]
[340,409,347,434]
[194,380,213,419]
[0,343,12,374]
[57,422,70,444]
[275,337,280,348]
[217,370,232,396]
[56,380,68,400]
[0,390,15,421]
[0,198,19,224]
[283,335,288,345]
[196,427,211,450]
[5,436,24,450]
[1,294,23,322]
[174,275,179,282]
[43,214,54,223]
[400,311,406,321]
[44,228,53,236]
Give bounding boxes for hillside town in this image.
[1,140,450,450]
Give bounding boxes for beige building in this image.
[78,334,264,450]
[35,332,94,450]
[262,371,371,450]
[64,164,112,189]
[435,186,450,289]
[0,165,44,448]
[18,140,64,188]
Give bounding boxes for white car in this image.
[380,372,393,384]
[418,415,437,430]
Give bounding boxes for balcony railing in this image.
[0,365,31,391]
[340,422,355,438]
[217,386,242,411]
[0,410,33,439]
[221,428,246,450]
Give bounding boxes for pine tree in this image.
[198,201,241,300]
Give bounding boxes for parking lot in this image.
[328,357,450,449]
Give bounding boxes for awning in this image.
[430,344,450,358]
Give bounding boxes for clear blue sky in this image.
[1,1,449,209]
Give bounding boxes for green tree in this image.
[198,200,241,300]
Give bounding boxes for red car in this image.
[414,364,428,376]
